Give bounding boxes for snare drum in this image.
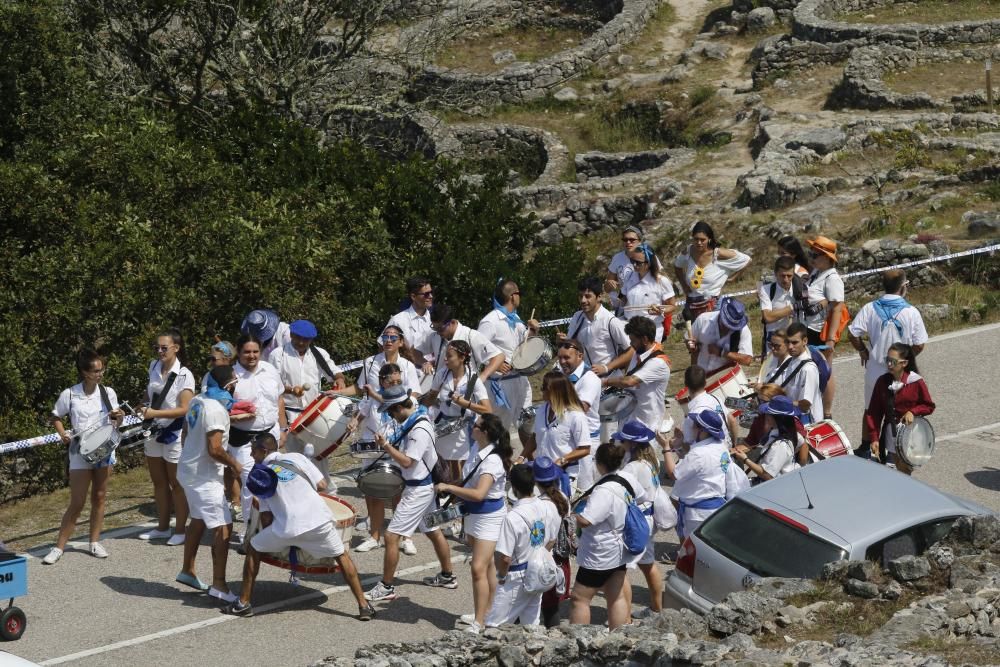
[77,424,121,465]
[598,388,636,423]
[511,337,554,376]
[249,493,356,574]
[356,461,405,500]
[349,440,382,459]
[289,395,354,450]
[675,365,753,414]
[423,503,465,530]
[118,421,161,451]
[805,420,853,460]
[894,417,935,468]
[517,405,537,433]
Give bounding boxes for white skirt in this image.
[463,507,506,541]
[436,425,472,461]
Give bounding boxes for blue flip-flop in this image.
[176,572,209,592]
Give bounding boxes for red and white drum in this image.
[805,420,853,460]
[249,493,356,575]
[675,365,753,414]
[289,395,353,451]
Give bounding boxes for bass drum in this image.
[247,493,356,574]
[895,417,935,468]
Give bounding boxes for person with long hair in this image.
[865,343,935,475]
[777,235,811,277]
[570,443,633,630]
[731,396,802,483]
[532,457,574,628]
[436,413,513,634]
[621,242,676,341]
[674,221,751,321]
[138,328,195,545]
[521,371,592,489]
[43,349,125,564]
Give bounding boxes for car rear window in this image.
[698,500,847,579]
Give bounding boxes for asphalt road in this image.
[5,322,1000,667]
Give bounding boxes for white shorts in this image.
[144,439,182,463]
[435,426,472,462]
[69,450,115,472]
[251,520,345,559]
[463,507,506,542]
[387,484,439,537]
[228,444,255,518]
[184,482,231,529]
[485,572,540,627]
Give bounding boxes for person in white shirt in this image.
[758,330,793,388]
[557,277,633,377]
[240,309,290,363]
[758,256,799,355]
[602,317,670,434]
[485,463,561,630]
[532,457,574,628]
[663,410,730,540]
[782,323,824,424]
[730,396,802,484]
[138,328,196,545]
[229,335,288,534]
[686,298,754,375]
[522,372,592,486]
[803,236,845,418]
[848,269,928,459]
[570,443,633,630]
[175,364,242,603]
[200,340,236,393]
[620,243,676,342]
[386,276,436,370]
[427,303,505,386]
[477,279,540,431]
[674,221,751,321]
[224,435,374,621]
[556,339,601,440]
[670,365,736,449]
[43,348,125,564]
[434,414,513,634]
[365,387,457,603]
[604,225,662,311]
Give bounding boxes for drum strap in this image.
[150,371,178,411]
[626,347,668,376]
[765,357,794,385]
[309,344,337,385]
[268,458,316,491]
[442,452,496,509]
[68,385,114,431]
[779,359,813,388]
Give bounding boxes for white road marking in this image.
[830,321,1000,367]
[937,421,1000,444]
[38,553,471,666]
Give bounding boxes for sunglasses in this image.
[85,368,106,375]
[431,320,452,333]
[380,335,401,343]
[630,259,648,266]
[622,237,640,243]
[885,357,903,367]
[472,422,484,430]
[558,342,581,352]
[768,342,785,349]
[415,290,433,298]
[152,344,172,353]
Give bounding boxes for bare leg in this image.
[638,562,663,612]
[238,544,261,605]
[469,536,497,625]
[211,523,232,591]
[146,456,171,531]
[55,471,93,550]
[570,583,596,625]
[225,467,238,506]
[366,496,386,543]
[425,528,452,573]
[382,531,401,585]
[165,461,188,533]
[89,467,112,543]
[335,553,368,610]
[181,518,206,577]
[604,571,632,629]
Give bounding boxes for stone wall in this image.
[447,123,571,185]
[574,148,677,181]
[321,108,457,160]
[410,0,664,106]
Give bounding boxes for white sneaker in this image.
[401,537,417,556]
[138,528,171,541]
[42,547,63,564]
[354,537,380,553]
[89,542,108,558]
[166,533,186,546]
[458,613,476,625]
[465,621,482,635]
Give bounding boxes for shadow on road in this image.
[964,468,1000,492]
[101,575,230,609]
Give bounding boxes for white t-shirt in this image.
[387,306,434,358]
[780,349,823,423]
[462,444,507,500]
[496,497,561,564]
[691,311,754,374]
[682,391,730,445]
[672,438,729,504]
[565,307,631,368]
[52,383,120,432]
[477,309,530,362]
[673,248,751,298]
[622,457,659,507]
[269,342,341,410]
[177,396,230,488]
[433,370,489,419]
[533,405,591,474]
[577,475,629,569]
[566,363,602,435]
[232,360,284,431]
[757,431,798,479]
[621,272,675,341]
[146,359,196,428]
[804,269,845,332]
[429,324,502,377]
[398,419,437,482]
[758,281,795,334]
[625,348,670,430]
[848,295,929,405]
[355,353,421,440]
[260,321,291,363]
[257,452,328,538]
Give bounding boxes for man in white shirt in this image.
[556,339,602,438]
[602,317,670,433]
[477,279,540,430]
[674,365,736,446]
[176,365,242,604]
[225,434,373,620]
[781,323,823,424]
[428,304,505,385]
[387,276,436,367]
[663,409,730,540]
[557,277,634,377]
[758,257,798,356]
[847,269,928,458]
[687,298,754,375]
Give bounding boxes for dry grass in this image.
[905,637,1000,664]
[757,64,845,114]
[841,0,1000,24]
[885,60,993,98]
[435,24,588,73]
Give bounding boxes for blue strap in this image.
[508,562,528,572]
[488,378,511,410]
[642,505,654,516]
[405,474,433,487]
[464,497,505,514]
[155,417,184,444]
[676,496,725,540]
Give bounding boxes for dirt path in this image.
[659,0,715,60]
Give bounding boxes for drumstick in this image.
[529,308,535,321]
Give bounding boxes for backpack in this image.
[515,514,563,594]
[809,346,832,393]
[589,474,651,555]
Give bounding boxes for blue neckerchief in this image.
[204,374,235,411]
[568,362,591,384]
[390,405,428,446]
[492,297,523,331]
[873,296,910,336]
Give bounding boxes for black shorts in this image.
[575,564,626,589]
[807,329,825,347]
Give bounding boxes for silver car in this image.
[664,456,992,614]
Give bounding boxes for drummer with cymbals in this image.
[864,343,935,475]
[225,433,375,620]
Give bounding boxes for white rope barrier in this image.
[2,242,997,455]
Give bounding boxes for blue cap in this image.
[611,420,656,444]
[241,309,280,343]
[759,395,802,418]
[691,409,725,441]
[378,385,412,413]
[289,319,318,339]
[532,456,560,483]
[246,463,278,499]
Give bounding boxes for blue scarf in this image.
[873,296,911,336]
[568,362,592,383]
[390,405,429,446]
[492,296,523,331]
[204,374,236,411]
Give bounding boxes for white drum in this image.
[675,365,752,414]
[895,417,935,468]
[77,424,121,465]
[511,337,554,376]
[289,395,354,450]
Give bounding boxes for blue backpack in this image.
[601,474,651,555]
[807,345,832,393]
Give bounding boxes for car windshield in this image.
[698,500,848,578]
